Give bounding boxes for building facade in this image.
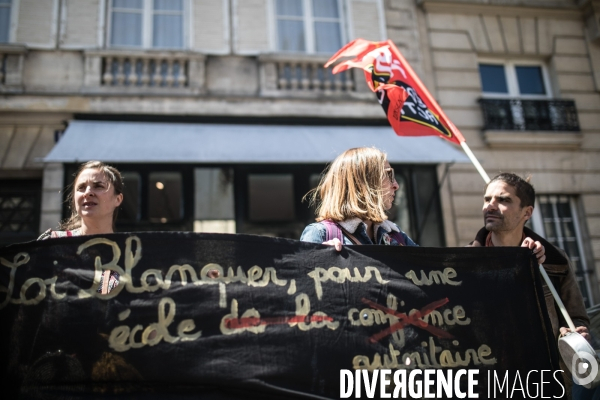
[0,0,598,305]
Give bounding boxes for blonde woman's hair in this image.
[306,147,390,223]
[60,161,124,231]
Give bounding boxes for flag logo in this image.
[326,39,465,145]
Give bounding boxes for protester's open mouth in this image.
[82,201,97,208]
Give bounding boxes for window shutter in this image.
[233,0,270,54]
[15,0,58,48]
[346,0,385,42]
[60,0,101,48]
[191,0,229,54]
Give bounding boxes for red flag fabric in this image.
[325,39,466,145]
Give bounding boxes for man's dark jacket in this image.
[475,226,590,339]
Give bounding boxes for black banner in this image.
[0,233,562,399]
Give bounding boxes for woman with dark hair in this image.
[300,147,416,248]
[38,160,124,294]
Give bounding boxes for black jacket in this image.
[474,225,590,339]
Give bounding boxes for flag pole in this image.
[460,142,490,184]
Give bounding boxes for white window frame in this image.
[478,59,552,99]
[531,196,595,307]
[0,0,20,44]
[270,0,347,54]
[0,0,11,43]
[106,0,190,50]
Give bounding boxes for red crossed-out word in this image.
[362,297,454,343]
[224,314,333,330]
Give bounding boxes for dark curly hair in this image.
[486,173,535,208]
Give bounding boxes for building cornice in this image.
[0,44,28,54]
[418,0,583,20]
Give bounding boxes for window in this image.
[478,61,551,98]
[387,166,445,247]
[109,0,186,49]
[120,172,141,221]
[148,172,182,223]
[275,0,344,54]
[477,60,579,132]
[235,164,325,238]
[248,174,295,221]
[532,195,595,307]
[0,0,11,43]
[0,180,42,246]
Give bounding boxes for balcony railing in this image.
[479,98,580,131]
[102,56,187,88]
[83,50,206,95]
[259,54,371,99]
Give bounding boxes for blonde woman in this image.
[38,160,124,294]
[300,147,416,249]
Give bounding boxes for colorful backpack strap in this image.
[320,219,343,243]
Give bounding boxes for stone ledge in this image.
[418,0,582,19]
[0,44,28,54]
[482,130,583,149]
[84,49,206,59]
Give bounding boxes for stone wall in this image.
[1,0,598,301]
[406,0,600,297]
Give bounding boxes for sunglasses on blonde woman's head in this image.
[385,168,396,183]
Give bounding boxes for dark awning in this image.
[44,121,470,164]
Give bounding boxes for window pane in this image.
[0,179,41,245]
[154,0,182,11]
[314,21,341,53]
[277,20,305,51]
[120,172,140,222]
[516,66,545,95]
[313,0,339,18]
[113,0,142,9]
[111,11,142,46]
[565,240,580,260]
[0,196,35,232]
[537,195,591,307]
[276,0,303,16]
[248,174,295,222]
[411,168,444,246]
[0,5,9,43]
[389,172,411,239]
[556,200,571,218]
[153,14,183,48]
[149,172,182,223]
[479,64,508,93]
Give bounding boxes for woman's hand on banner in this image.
[323,238,343,251]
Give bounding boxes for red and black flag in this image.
[325,39,466,145]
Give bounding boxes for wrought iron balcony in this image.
[479,98,580,131]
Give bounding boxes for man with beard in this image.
[470,173,590,395]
